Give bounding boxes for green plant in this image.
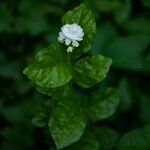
[23,4,120,149]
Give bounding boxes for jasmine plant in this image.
[23,4,119,149]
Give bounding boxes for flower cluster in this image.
[58,23,84,53]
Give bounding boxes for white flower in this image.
[67,46,73,53]
[58,23,84,53]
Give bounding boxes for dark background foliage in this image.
[0,0,150,149]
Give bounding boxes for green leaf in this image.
[105,36,150,72]
[32,101,51,128]
[51,84,72,100]
[122,18,150,35]
[0,105,28,124]
[96,0,121,13]
[48,98,86,149]
[144,52,150,73]
[0,3,12,33]
[91,23,118,55]
[95,127,119,150]
[62,4,96,58]
[33,82,72,100]
[0,61,20,79]
[73,55,112,88]
[0,127,32,150]
[117,124,150,150]
[114,0,131,23]
[87,88,119,121]
[119,78,133,112]
[139,96,150,123]
[23,43,72,88]
[67,131,100,150]
[141,0,150,8]
[15,16,49,35]
[32,82,53,96]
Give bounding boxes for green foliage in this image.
[23,43,72,88]
[87,88,119,121]
[67,131,100,150]
[1,0,150,150]
[95,0,121,13]
[0,3,12,33]
[32,101,52,128]
[95,127,119,150]
[49,98,86,149]
[139,96,150,123]
[141,0,150,8]
[105,35,150,72]
[117,125,150,150]
[23,4,115,149]
[114,0,131,23]
[121,18,150,35]
[73,55,112,88]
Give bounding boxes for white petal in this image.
[59,32,65,38]
[67,46,73,53]
[58,23,84,47]
[65,39,71,45]
[72,41,79,47]
[58,36,64,43]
